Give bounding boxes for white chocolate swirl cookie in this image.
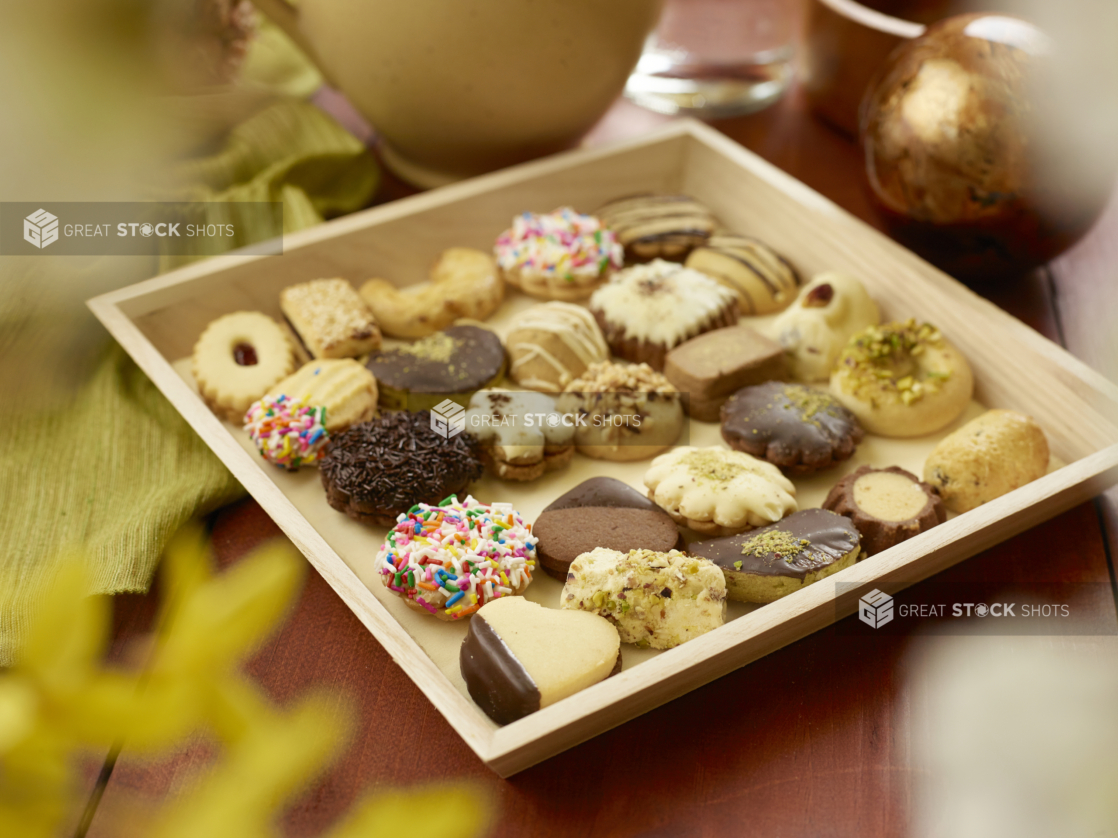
[506,302,609,392]
[643,446,797,536]
[465,389,574,481]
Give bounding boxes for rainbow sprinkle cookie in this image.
[494,207,623,301]
[243,394,328,470]
[376,495,537,622]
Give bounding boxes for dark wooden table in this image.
[84,82,1118,837]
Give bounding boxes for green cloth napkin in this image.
[0,98,378,665]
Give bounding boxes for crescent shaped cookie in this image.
[360,248,504,339]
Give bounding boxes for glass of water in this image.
[625,0,799,117]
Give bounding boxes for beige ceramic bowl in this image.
[252,0,662,187]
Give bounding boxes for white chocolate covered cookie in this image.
[589,259,739,371]
[561,548,726,650]
[643,446,797,536]
[465,389,575,481]
[770,272,880,382]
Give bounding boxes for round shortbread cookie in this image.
[192,311,297,421]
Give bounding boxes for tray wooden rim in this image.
[88,119,1118,777]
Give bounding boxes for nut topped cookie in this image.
[280,278,382,359]
[589,259,739,371]
[720,381,864,475]
[561,548,727,650]
[830,319,973,437]
[595,194,717,261]
[643,446,797,536]
[822,465,946,555]
[559,361,684,462]
[690,509,861,603]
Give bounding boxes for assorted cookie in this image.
[191,192,1057,715]
[495,208,623,300]
[559,361,683,462]
[589,259,739,371]
[684,232,799,315]
[360,247,504,339]
[923,409,1049,513]
[376,495,536,621]
[595,194,717,262]
[830,320,974,437]
[689,509,861,603]
[771,272,880,382]
[320,411,483,526]
[561,548,727,650]
[460,596,621,724]
[720,382,864,475]
[365,324,506,411]
[663,324,786,423]
[505,301,609,393]
[644,446,797,536]
[192,311,298,421]
[533,476,683,581]
[280,278,382,359]
[822,465,946,555]
[265,359,377,433]
[465,389,574,481]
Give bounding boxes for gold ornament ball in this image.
[860,13,1113,282]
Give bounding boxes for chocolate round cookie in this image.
[319,411,483,526]
[689,508,860,603]
[822,465,945,556]
[365,324,506,411]
[533,477,684,581]
[721,381,864,476]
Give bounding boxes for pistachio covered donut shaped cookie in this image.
[830,320,973,437]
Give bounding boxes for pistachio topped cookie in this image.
[830,319,973,437]
[561,548,726,650]
[720,381,864,475]
[689,508,861,603]
[643,446,797,536]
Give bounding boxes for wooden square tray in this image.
[88,120,1118,776]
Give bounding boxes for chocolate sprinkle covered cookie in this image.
[721,381,863,475]
[320,411,483,526]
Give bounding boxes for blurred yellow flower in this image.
[0,527,490,838]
